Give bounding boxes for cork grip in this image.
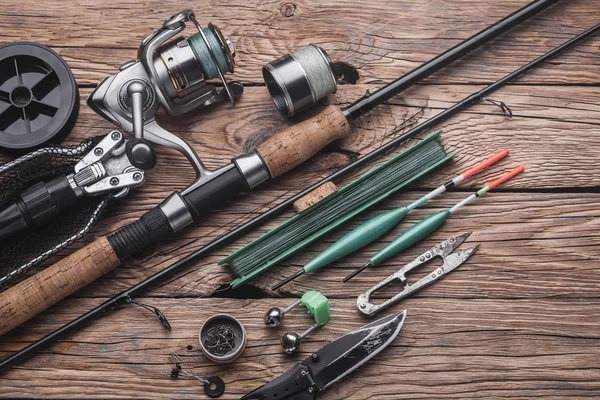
[0,236,121,336]
[256,105,351,178]
[293,182,338,213]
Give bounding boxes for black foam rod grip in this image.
[108,167,250,261]
[0,174,77,241]
[108,207,175,261]
[0,203,28,242]
[183,167,249,222]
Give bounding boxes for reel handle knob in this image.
[126,139,157,170]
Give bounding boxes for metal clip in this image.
[128,297,172,331]
[82,170,145,195]
[74,131,124,172]
[68,131,146,197]
[357,233,478,317]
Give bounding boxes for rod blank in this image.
[342,0,561,120]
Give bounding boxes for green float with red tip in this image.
[343,165,525,282]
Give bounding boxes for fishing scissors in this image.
[356,232,478,317]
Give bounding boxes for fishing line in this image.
[221,134,453,287]
[188,26,233,79]
[231,146,440,269]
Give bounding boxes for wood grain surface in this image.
[0,0,599,398]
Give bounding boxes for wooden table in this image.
[1,1,599,398]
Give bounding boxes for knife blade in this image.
[241,310,407,400]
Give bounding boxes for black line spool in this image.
[263,44,337,116]
[0,42,79,152]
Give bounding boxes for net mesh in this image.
[0,136,112,290]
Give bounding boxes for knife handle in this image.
[241,364,317,400]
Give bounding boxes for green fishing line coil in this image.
[221,131,454,288]
[188,24,234,80]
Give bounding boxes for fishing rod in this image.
[0,0,586,373]
[0,11,244,242]
[0,10,246,289]
[0,0,558,338]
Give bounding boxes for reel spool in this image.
[87,10,243,138]
[263,44,337,117]
[153,22,238,106]
[0,42,79,152]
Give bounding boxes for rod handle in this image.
[0,236,121,336]
[256,105,351,178]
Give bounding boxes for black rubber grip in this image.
[183,167,249,222]
[19,174,78,226]
[0,174,77,241]
[108,206,175,261]
[0,203,28,242]
[109,167,248,260]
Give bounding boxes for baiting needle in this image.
[271,149,510,291]
[343,165,524,282]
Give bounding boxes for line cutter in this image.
[357,232,478,317]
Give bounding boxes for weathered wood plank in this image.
[2,85,599,190]
[7,192,600,302]
[1,298,599,399]
[1,0,599,398]
[0,1,598,85]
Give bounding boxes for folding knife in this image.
[242,310,407,400]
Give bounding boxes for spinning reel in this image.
[88,9,243,182]
[0,10,245,242]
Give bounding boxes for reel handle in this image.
[256,105,350,178]
[0,237,120,336]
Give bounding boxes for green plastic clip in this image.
[264,290,332,354]
[301,291,330,326]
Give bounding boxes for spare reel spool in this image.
[263,44,337,117]
[0,42,79,152]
